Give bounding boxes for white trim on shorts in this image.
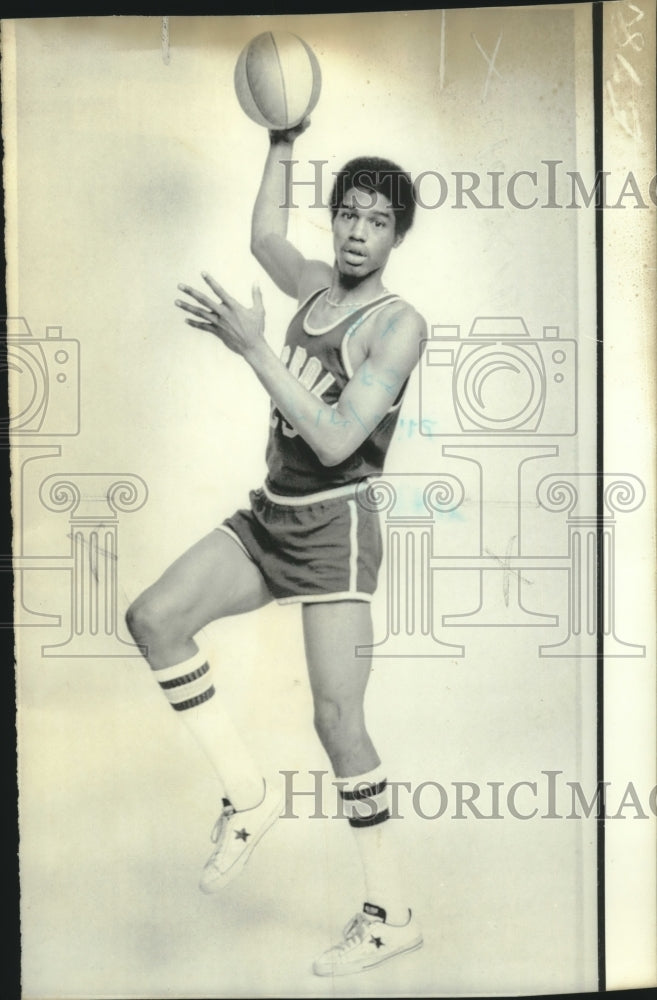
[278,591,373,605]
[215,523,256,562]
[219,485,376,605]
[261,480,367,506]
[279,498,366,604]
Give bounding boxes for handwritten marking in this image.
[606,80,641,139]
[359,360,400,394]
[348,402,368,431]
[329,406,350,428]
[472,31,503,102]
[617,0,645,50]
[379,315,400,339]
[616,51,642,86]
[347,316,366,337]
[360,363,374,387]
[607,0,645,139]
[484,543,533,609]
[396,417,438,437]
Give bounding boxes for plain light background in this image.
[5,6,654,997]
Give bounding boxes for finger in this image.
[269,117,310,143]
[175,299,215,320]
[184,318,218,333]
[184,315,233,338]
[201,272,236,309]
[251,283,264,311]
[178,282,228,315]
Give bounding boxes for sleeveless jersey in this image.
[265,287,406,497]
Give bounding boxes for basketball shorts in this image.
[217,482,383,604]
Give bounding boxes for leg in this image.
[126,529,274,814]
[126,528,272,667]
[302,600,378,777]
[305,601,422,976]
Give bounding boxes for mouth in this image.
[342,246,367,265]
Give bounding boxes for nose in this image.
[349,216,367,241]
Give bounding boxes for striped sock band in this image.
[338,766,390,829]
[153,650,215,712]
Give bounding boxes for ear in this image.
[393,232,405,248]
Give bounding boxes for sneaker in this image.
[313,902,423,976]
[199,781,281,893]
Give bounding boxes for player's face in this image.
[332,187,402,279]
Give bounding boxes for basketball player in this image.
[126,119,426,976]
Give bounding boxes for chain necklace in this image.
[324,288,387,308]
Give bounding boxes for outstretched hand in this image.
[176,273,265,357]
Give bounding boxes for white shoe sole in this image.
[313,934,423,977]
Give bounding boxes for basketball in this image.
[234,31,322,130]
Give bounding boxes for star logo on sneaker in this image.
[313,909,423,976]
[199,783,282,894]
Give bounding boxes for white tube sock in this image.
[337,765,410,926]
[153,650,264,811]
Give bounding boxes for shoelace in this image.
[334,913,377,954]
[209,803,236,854]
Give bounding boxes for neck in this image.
[328,267,386,306]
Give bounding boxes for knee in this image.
[125,592,170,645]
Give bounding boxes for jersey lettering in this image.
[298,355,322,389]
[287,345,307,379]
[272,345,338,438]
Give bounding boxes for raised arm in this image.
[250,122,330,300]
